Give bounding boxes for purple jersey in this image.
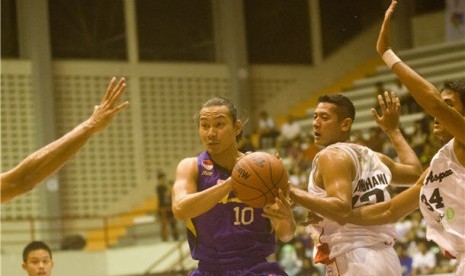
[187,151,276,271]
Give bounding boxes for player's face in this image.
[312,102,347,147]
[199,105,239,155]
[433,89,463,141]
[22,249,53,276]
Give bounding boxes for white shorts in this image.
[326,244,401,276]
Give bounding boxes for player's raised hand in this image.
[85,77,129,134]
[371,91,400,133]
[377,0,398,55]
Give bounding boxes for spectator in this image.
[410,120,428,157]
[395,243,413,276]
[257,111,280,149]
[279,241,302,276]
[156,172,178,241]
[374,81,386,114]
[365,127,385,152]
[412,239,436,275]
[300,134,319,170]
[279,114,302,148]
[22,241,53,276]
[238,134,256,153]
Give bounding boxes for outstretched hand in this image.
[371,91,400,133]
[86,77,129,134]
[377,0,398,55]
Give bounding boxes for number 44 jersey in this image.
[308,142,397,260]
[420,138,465,258]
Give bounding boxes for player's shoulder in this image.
[318,145,353,164]
[177,157,198,169]
[320,143,356,156]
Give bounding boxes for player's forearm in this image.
[172,180,232,220]
[390,60,444,119]
[1,122,93,193]
[385,128,422,172]
[349,180,422,226]
[348,201,396,225]
[289,188,351,225]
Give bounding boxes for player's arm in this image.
[289,149,354,225]
[262,189,296,242]
[0,77,128,204]
[172,157,232,220]
[372,91,423,184]
[347,169,426,225]
[378,0,465,145]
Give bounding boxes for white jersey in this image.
[309,143,397,259]
[420,139,465,258]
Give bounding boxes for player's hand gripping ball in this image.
[231,151,289,208]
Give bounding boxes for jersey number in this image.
[352,188,385,208]
[421,188,444,211]
[233,206,254,225]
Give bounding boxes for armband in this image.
[382,49,402,69]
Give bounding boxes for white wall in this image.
[1,242,192,276]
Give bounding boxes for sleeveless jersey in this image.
[308,143,397,259]
[420,139,465,258]
[186,151,275,271]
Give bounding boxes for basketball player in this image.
[345,1,465,275]
[278,91,423,275]
[172,97,295,275]
[22,241,54,276]
[1,77,128,204]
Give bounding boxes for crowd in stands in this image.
[248,105,457,275]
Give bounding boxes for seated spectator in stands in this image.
[412,239,436,275]
[351,130,367,146]
[279,114,302,148]
[156,172,178,241]
[288,165,307,189]
[410,120,428,157]
[257,111,280,149]
[395,243,413,276]
[238,134,256,153]
[22,241,53,276]
[279,240,302,276]
[434,253,458,274]
[385,78,408,96]
[374,81,386,114]
[365,127,385,152]
[300,134,319,170]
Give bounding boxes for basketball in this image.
[231,151,289,208]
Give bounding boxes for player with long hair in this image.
[172,97,295,275]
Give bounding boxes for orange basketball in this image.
[231,151,289,208]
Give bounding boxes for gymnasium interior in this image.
[1,0,464,275]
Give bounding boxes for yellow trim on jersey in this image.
[218,193,242,204]
[186,218,196,237]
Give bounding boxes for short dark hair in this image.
[196,96,243,141]
[23,241,52,262]
[443,78,465,108]
[317,94,356,122]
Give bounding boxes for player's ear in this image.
[234,120,242,135]
[340,118,352,132]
